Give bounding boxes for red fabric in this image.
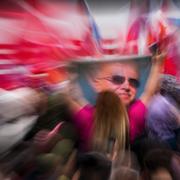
[164,57,177,76]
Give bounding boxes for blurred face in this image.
[151,168,172,180]
[91,62,139,106]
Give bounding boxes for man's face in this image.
[91,62,140,106]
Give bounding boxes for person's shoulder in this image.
[128,99,147,117]
[80,104,94,112]
[74,104,94,120]
[129,99,146,108]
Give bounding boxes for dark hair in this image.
[77,152,112,180]
[143,149,175,180]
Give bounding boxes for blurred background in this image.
[0,0,180,90]
[0,0,180,179]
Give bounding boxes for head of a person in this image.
[73,152,111,180]
[92,90,130,155]
[110,166,140,180]
[142,149,175,180]
[89,61,140,106]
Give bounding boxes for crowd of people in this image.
[0,52,179,180]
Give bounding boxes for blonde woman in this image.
[72,90,130,158]
[92,91,129,157]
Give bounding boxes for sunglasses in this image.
[102,75,140,88]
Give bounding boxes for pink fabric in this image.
[73,105,94,151]
[128,100,147,142]
[73,100,146,151]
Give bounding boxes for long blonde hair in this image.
[92,90,129,156]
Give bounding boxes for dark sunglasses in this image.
[104,75,140,88]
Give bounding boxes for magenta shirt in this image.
[73,100,146,151]
[128,100,147,142]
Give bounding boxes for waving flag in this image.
[77,0,102,55]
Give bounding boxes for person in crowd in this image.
[146,74,180,150]
[146,93,180,150]
[110,149,140,180]
[72,151,111,180]
[142,149,179,180]
[0,87,42,156]
[68,53,165,146]
[72,90,130,158]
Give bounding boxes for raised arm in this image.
[140,53,165,106]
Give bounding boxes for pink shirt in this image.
[128,100,147,142]
[73,100,146,151]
